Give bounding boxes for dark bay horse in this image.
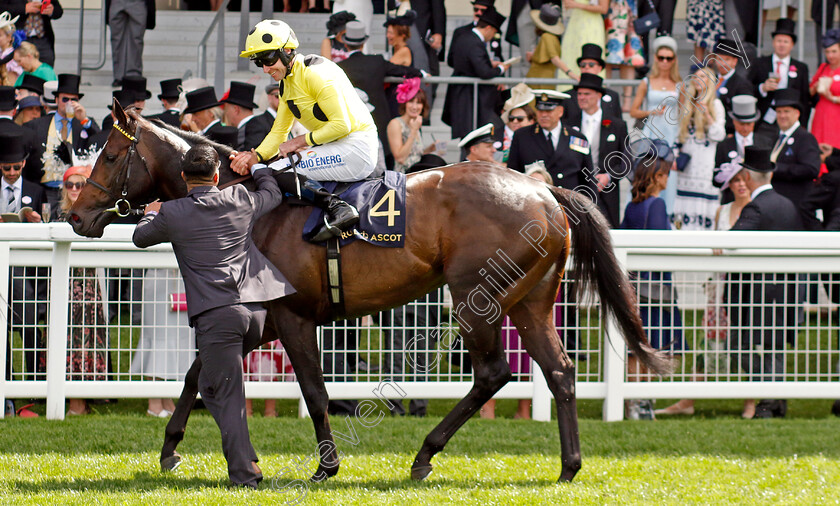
[69,101,671,484]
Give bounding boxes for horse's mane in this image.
[147,118,236,158]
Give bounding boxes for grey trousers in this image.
[515,7,536,78]
[109,0,147,80]
[193,303,265,488]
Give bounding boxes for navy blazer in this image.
[507,122,597,194]
[132,169,295,320]
[732,187,803,231]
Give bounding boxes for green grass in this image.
[2,400,840,504]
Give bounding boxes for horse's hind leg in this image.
[268,300,340,482]
[160,355,202,471]
[411,300,511,480]
[508,277,581,482]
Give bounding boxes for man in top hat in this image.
[767,88,820,211]
[14,74,46,99]
[448,0,502,68]
[569,74,628,228]
[2,0,63,67]
[713,95,771,204]
[85,89,136,152]
[120,75,151,107]
[711,39,755,135]
[205,124,239,150]
[459,123,498,162]
[563,44,622,122]
[105,0,156,87]
[24,73,99,205]
[183,86,225,139]
[338,20,421,170]
[0,86,34,152]
[221,81,270,152]
[749,18,812,134]
[442,6,512,141]
[729,145,803,419]
[145,78,182,127]
[507,89,597,194]
[255,83,279,133]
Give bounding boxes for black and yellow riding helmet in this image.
[241,20,300,75]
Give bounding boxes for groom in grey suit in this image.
[133,144,295,488]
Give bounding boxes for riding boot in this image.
[272,172,360,241]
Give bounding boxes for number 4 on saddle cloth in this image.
[302,171,407,248]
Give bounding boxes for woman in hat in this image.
[526,4,577,89]
[387,77,436,173]
[674,65,726,231]
[501,84,536,163]
[320,11,356,63]
[385,11,415,68]
[561,0,609,78]
[0,11,21,86]
[809,28,840,149]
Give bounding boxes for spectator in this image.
[637,0,676,66]
[526,3,578,89]
[84,89,134,151]
[13,94,40,124]
[24,73,99,207]
[100,75,149,131]
[384,11,413,67]
[255,82,278,132]
[500,83,535,163]
[564,44,623,120]
[809,29,840,150]
[569,73,628,228]
[561,0,609,79]
[401,0,445,93]
[0,11,21,85]
[15,73,45,100]
[450,0,502,69]
[338,21,421,171]
[674,66,726,230]
[221,81,270,151]
[144,78,182,128]
[106,0,155,87]
[0,85,33,155]
[686,0,724,63]
[713,95,770,205]
[56,165,109,416]
[505,0,546,77]
[630,36,680,217]
[604,0,645,111]
[182,86,225,138]
[387,78,436,173]
[0,0,63,67]
[244,339,295,418]
[442,7,510,143]
[320,10,355,63]
[620,138,683,420]
[813,0,840,59]
[458,122,499,163]
[12,41,54,87]
[729,146,804,419]
[768,88,821,209]
[129,268,195,418]
[711,39,754,136]
[749,18,811,136]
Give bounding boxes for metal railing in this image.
[75,0,108,74]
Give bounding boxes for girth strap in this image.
[326,237,346,318]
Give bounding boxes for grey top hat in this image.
[728,95,760,122]
[343,20,369,45]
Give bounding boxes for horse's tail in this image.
[547,186,674,376]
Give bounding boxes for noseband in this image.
[85,120,153,217]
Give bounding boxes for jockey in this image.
[231,19,380,241]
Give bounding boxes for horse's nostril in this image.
[70,214,80,223]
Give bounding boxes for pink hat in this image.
[396,77,421,104]
[714,161,744,191]
[63,165,92,182]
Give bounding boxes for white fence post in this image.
[0,243,9,419]
[46,241,71,420]
[603,247,628,422]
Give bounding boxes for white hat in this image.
[534,89,570,110]
[0,12,19,31]
[458,123,495,149]
[652,36,678,55]
[501,83,534,123]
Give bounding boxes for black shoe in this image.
[832,400,840,417]
[774,400,787,418]
[754,400,783,419]
[311,198,359,242]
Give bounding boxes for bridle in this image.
[85,118,154,217]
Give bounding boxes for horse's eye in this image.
[105,154,117,163]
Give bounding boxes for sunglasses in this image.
[64,180,86,190]
[657,55,675,62]
[579,61,600,68]
[0,163,23,172]
[508,115,528,122]
[60,96,78,103]
[251,49,283,69]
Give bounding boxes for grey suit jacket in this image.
[132,168,295,321]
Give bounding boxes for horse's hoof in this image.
[411,464,433,481]
[557,469,578,483]
[161,453,182,472]
[310,465,338,482]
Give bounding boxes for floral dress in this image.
[687,0,724,49]
[605,0,645,67]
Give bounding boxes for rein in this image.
[86,120,153,217]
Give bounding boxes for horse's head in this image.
[69,99,189,237]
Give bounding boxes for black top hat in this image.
[574,73,605,94]
[207,125,238,148]
[772,18,797,42]
[221,81,258,110]
[741,146,775,173]
[15,74,45,95]
[577,43,605,68]
[713,38,741,57]
[384,9,416,27]
[407,153,447,173]
[477,6,506,31]
[472,0,495,7]
[121,76,152,101]
[158,78,182,100]
[53,74,84,99]
[0,131,27,163]
[772,88,803,112]
[109,89,135,110]
[326,10,357,36]
[184,87,222,114]
[0,85,17,110]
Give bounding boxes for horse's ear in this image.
[113,98,128,126]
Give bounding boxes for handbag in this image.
[169,292,188,312]
[633,0,661,35]
[817,76,833,96]
[675,144,691,172]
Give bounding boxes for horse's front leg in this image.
[160,355,201,471]
[268,300,340,482]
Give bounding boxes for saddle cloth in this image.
[303,170,406,247]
